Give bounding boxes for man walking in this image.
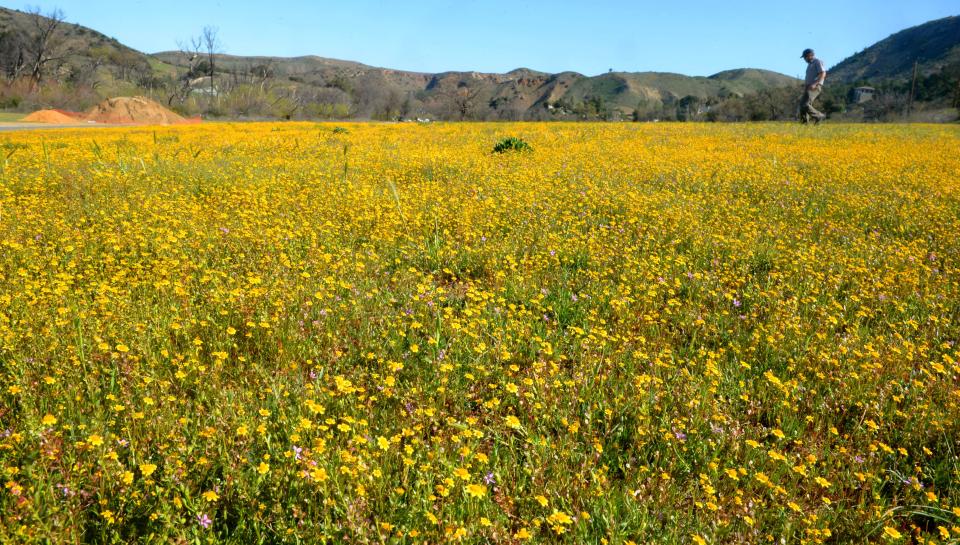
[800,48,827,124]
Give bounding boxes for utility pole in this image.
[907,60,918,119]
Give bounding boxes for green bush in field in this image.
[492,136,532,154]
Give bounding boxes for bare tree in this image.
[25,6,67,86]
[69,50,104,88]
[253,62,274,94]
[169,36,203,106]
[441,83,482,120]
[202,26,222,103]
[0,29,28,81]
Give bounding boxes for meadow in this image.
[1,121,959,544]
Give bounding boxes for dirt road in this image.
[0,122,113,132]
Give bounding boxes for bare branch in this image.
[24,6,66,85]
[201,26,222,100]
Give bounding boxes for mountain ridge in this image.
[829,15,960,84]
[151,49,792,82]
[2,6,957,121]
[0,5,800,119]
[147,46,801,119]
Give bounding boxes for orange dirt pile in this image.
[84,96,187,125]
[22,110,79,123]
[53,109,86,120]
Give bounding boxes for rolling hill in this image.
[0,6,178,86]
[829,15,960,83]
[151,49,799,119]
[1,5,798,119]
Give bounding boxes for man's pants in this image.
[799,87,823,123]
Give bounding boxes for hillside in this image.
[830,15,960,83]
[153,49,799,118]
[0,5,799,120]
[0,7,178,86]
[3,6,957,121]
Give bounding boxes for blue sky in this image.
[6,1,958,76]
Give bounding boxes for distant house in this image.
[188,76,219,96]
[190,87,219,97]
[850,86,876,104]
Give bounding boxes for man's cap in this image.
[801,48,815,58]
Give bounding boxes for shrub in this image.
[0,95,21,109]
[492,136,532,154]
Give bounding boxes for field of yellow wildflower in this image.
[1,122,959,543]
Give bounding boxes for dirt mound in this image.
[53,109,86,119]
[22,110,79,123]
[85,96,186,125]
